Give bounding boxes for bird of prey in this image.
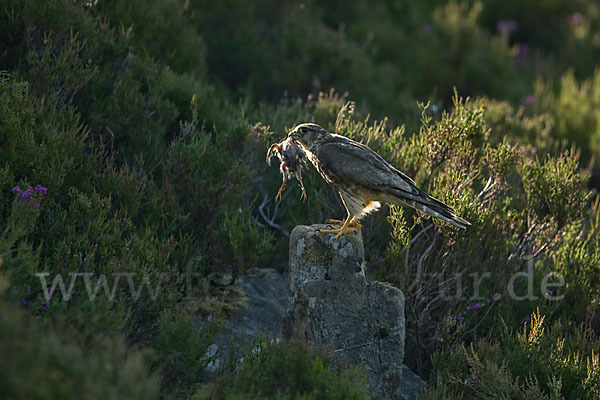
[267,136,307,201]
[288,123,470,238]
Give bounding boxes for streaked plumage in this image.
[288,123,470,238]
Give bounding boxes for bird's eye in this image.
[300,127,307,134]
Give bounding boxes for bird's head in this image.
[288,123,329,151]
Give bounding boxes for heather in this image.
[1,0,599,398]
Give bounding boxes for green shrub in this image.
[2,0,600,398]
[299,94,594,383]
[94,0,208,76]
[0,2,277,396]
[154,313,219,398]
[426,309,600,399]
[200,337,369,400]
[0,293,159,400]
[534,69,600,159]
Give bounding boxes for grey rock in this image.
[216,268,288,347]
[282,224,406,399]
[206,343,220,373]
[400,365,425,400]
[208,236,423,400]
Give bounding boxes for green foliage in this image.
[0,1,276,396]
[223,208,276,273]
[154,313,218,397]
[313,94,596,386]
[534,69,600,158]
[1,0,600,398]
[427,309,600,399]
[0,294,159,400]
[201,338,369,400]
[550,200,600,330]
[521,150,589,226]
[94,0,208,76]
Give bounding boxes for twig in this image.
[529,227,562,261]
[332,341,375,353]
[409,229,438,294]
[256,188,291,237]
[477,176,496,203]
[508,223,537,263]
[404,223,434,277]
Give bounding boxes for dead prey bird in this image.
[266,136,307,201]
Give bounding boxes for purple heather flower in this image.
[521,95,536,106]
[473,303,483,310]
[12,185,47,205]
[22,299,27,305]
[35,185,48,195]
[486,297,493,304]
[457,316,465,323]
[26,285,31,292]
[49,288,54,294]
[466,305,472,311]
[499,256,505,261]
[497,19,518,35]
[546,289,553,296]
[570,12,584,26]
[45,301,50,308]
[531,147,538,156]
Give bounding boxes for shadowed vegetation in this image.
[1,0,599,398]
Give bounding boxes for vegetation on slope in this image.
[1,0,600,398]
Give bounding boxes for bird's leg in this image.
[319,216,357,240]
[275,175,287,202]
[328,193,361,229]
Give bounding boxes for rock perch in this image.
[282,224,405,399]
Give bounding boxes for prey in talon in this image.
[266,137,307,202]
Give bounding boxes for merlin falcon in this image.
[288,123,470,239]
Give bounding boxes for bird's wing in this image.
[316,136,470,228]
[316,137,425,203]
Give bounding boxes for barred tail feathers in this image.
[384,187,470,229]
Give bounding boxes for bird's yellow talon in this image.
[335,227,355,240]
[327,218,362,229]
[319,216,360,240]
[318,226,356,239]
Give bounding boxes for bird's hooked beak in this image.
[288,129,300,139]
